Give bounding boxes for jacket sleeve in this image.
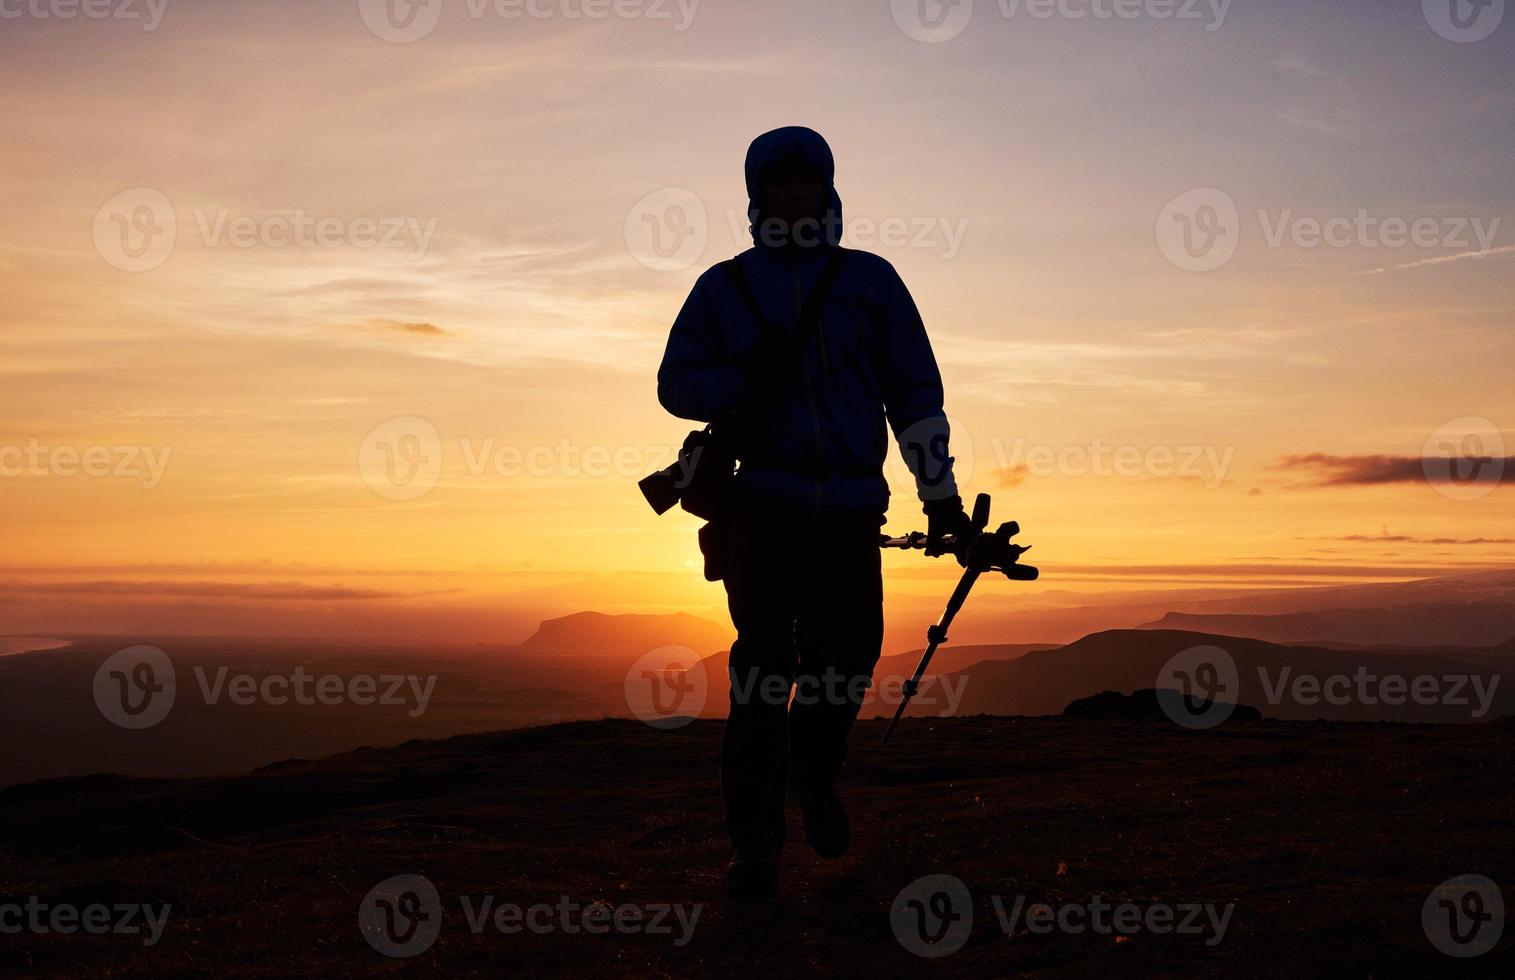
[657,271,745,423]
[877,262,960,503]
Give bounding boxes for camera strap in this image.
[721,247,850,362]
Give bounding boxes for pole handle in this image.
[970,492,990,531]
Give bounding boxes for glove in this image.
[923,495,974,562]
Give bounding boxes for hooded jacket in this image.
[657,127,957,515]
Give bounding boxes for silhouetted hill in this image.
[1063,688,1263,723]
[925,565,1515,646]
[519,611,733,659]
[1165,567,1515,615]
[876,642,1054,679]
[1141,603,1515,647]
[0,637,629,788]
[3,717,1511,975]
[940,629,1515,723]
[689,642,1052,720]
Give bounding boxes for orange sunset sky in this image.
[1,0,1511,644]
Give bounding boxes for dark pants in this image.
[720,503,884,853]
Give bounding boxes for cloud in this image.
[1359,244,1515,277]
[0,561,475,577]
[371,319,448,337]
[1272,453,1423,485]
[992,464,1030,489]
[1276,110,1358,140]
[0,580,443,601]
[1270,453,1512,487]
[1037,562,1509,581]
[1272,53,1326,78]
[1316,533,1515,545]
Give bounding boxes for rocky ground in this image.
[2,715,1512,977]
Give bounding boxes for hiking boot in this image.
[725,843,779,899]
[795,785,849,859]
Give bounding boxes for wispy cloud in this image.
[1359,244,1515,276]
[0,579,452,601]
[1276,110,1358,140]
[1313,531,1515,545]
[992,464,1029,489]
[1272,53,1326,77]
[1270,453,1513,487]
[371,319,449,337]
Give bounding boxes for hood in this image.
[744,126,844,250]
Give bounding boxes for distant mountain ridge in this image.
[518,611,733,659]
[1140,603,1515,647]
[939,628,1515,724]
[897,565,1515,647]
[687,642,1053,720]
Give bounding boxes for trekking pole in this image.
[883,560,983,743]
[880,493,1038,743]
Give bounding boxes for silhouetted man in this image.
[658,127,970,898]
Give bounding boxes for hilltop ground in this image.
[2,716,1512,977]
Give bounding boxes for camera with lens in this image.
[638,423,736,521]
